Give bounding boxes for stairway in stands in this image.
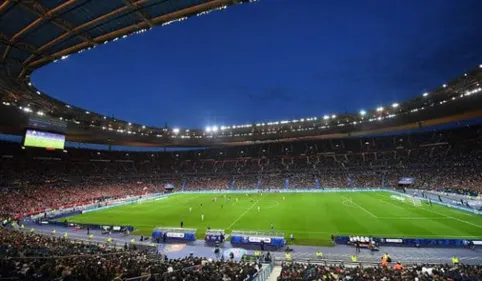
[266,266,281,281]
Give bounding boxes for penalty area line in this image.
[342,196,378,218]
[225,200,260,230]
[420,206,482,229]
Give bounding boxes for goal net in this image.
[409,196,422,207]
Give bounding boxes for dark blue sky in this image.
[32,0,482,129]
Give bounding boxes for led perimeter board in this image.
[23,129,65,150]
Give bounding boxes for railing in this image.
[251,261,274,281]
[232,230,284,238]
[121,265,199,281]
[121,262,274,281]
[14,227,158,253]
[276,257,347,266]
[274,257,460,268]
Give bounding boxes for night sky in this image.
[31,0,482,129]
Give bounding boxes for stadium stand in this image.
[277,262,482,281]
[0,228,261,281]
[1,1,482,280]
[2,225,482,281]
[0,123,481,220]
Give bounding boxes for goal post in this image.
[410,196,422,207]
[399,194,422,207]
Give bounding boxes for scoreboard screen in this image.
[23,129,65,150]
[398,177,415,185]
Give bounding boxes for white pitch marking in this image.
[342,199,358,209]
[225,200,260,230]
[262,200,280,210]
[342,196,378,218]
[420,206,482,229]
[375,195,405,210]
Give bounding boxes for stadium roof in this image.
[0,0,254,78]
[0,0,482,147]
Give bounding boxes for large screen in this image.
[398,177,415,185]
[24,129,65,149]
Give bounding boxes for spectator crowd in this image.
[0,125,481,280]
[1,125,482,219]
[0,228,261,281]
[278,262,482,281]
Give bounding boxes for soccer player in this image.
[270,223,274,231]
[257,206,261,213]
[236,198,239,203]
[189,207,192,213]
[283,196,285,200]
[201,214,204,221]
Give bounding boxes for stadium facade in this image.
[1,0,482,148]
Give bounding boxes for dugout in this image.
[205,229,225,243]
[336,235,480,248]
[230,230,285,250]
[151,227,197,243]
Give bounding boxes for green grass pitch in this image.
[24,136,64,149]
[64,192,482,246]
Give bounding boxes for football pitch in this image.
[65,192,482,246]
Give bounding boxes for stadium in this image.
[1,1,482,281]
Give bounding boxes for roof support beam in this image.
[17,1,95,44]
[22,0,151,67]
[0,57,25,67]
[0,0,12,14]
[11,0,78,42]
[3,0,79,60]
[13,0,96,69]
[122,0,154,28]
[0,32,52,62]
[26,0,240,71]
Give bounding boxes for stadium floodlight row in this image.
[1,0,482,147]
